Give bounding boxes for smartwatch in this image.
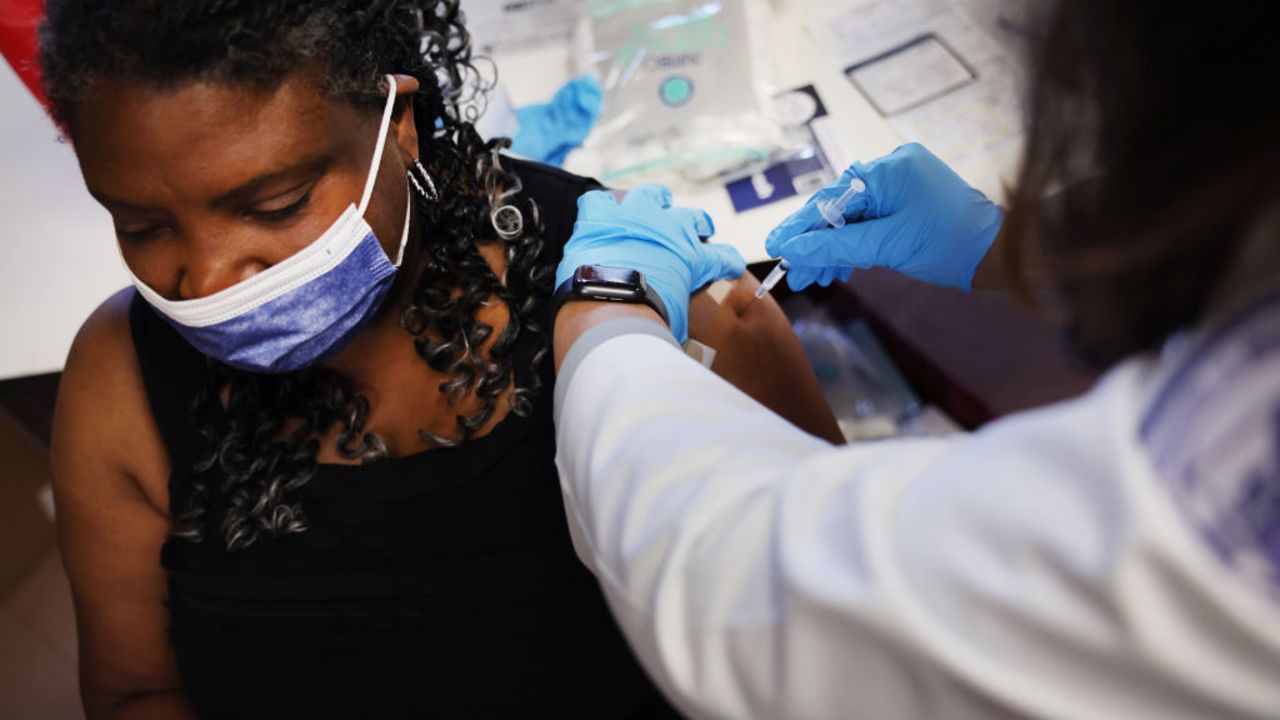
[551,265,669,327]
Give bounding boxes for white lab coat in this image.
[553,317,1280,720]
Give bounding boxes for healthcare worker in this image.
[547,1,1280,718]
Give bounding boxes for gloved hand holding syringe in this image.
[754,176,866,299]
[756,143,1004,296]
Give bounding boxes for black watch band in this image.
[551,265,669,328]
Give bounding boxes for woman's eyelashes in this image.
[115,222,168,242]
[113,184,319,240]
[246,188,314,223]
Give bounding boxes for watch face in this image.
[561,264,664,323]
[575,265,644,288]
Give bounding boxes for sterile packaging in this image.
[572,0,785,188]
[785,299,924,441]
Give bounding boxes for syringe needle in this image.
[754,259,791,299]
[755,177,866,302]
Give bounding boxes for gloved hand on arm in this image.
[557,185,747,343]
[764,143,1004,291]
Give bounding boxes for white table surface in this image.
[493,5,1018,264]
[0,3,1019,380]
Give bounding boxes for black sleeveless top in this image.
[128,161,679,719]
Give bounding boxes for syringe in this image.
[754,259,790,299]
[817,177,867,228]
[754,176,867,300]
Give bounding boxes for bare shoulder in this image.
[53,287,171,513]
[64,287,138,377]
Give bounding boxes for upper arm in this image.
[688,274,844,444]
[50,289,186,716]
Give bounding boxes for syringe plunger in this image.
[816,177,867,229]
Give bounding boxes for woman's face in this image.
[71,72,420,301]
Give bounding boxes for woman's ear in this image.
[390,73,421,162]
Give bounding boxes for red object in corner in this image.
[0,0,47,106]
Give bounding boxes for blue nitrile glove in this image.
[557,185,746,343]
[764,143,1003,291]
[511,76,603,167]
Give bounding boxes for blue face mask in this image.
[128,74,417,374]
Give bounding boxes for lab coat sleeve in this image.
[554,322,1280,720]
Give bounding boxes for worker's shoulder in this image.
[1139,289,1280,601]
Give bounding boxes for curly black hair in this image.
[39,0,554,551]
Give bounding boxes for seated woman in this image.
[42,1,840,717]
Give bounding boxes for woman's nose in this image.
[177,246,270,300]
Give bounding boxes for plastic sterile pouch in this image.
[784,298,923,441]
[573,0,784,188]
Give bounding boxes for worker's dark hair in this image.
[38,0,553,550]
[1002,0,1280,366]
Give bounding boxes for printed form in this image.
[809,0,1026,199]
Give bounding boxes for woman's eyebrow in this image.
[87,190,166,215]
[211,154,332,208]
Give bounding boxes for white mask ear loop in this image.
[392,184,411,268]
[358,74,401,216]
[362,74,411,268]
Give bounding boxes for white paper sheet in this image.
[809,0,1025,197]
[847,35,976,116]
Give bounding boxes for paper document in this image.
[847,35,975,116]
[810,0,1025,198]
